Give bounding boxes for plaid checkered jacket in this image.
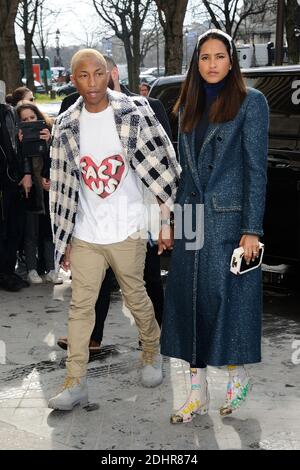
[50,89,181,270]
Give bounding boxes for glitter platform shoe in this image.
[170,383,210,424]
[220,373,251,416]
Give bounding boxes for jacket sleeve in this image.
[147,97,172,140]
[58,92,79,115]
[241,92,269,237]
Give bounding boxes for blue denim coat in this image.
[161,88,269,366]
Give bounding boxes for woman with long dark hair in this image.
[161,29,269,423]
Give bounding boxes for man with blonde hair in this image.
[48,49,180,410]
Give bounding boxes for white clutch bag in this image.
[230,242,264,275]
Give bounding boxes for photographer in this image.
[16,101,62,285]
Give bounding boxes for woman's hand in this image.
[40,128,51,142]
[61,243,72,272]
[239,234,260,264]
[41,177,51,191]
[19,174,32,198]
[18,129,23,142]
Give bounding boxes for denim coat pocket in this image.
[212,194,242,213]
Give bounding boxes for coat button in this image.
[191,192,196,196]
[217,136,222,142]
[208,164,213,170]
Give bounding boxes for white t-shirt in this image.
[73,105,145,244]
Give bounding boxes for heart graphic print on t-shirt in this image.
[80,154,126,199]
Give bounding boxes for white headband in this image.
[197,29,233,57]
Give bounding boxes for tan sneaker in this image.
[141,351,163,387]
[48,376,88,411]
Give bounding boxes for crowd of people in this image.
[1,86,62,292]
[0,29,269,423]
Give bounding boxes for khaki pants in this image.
[66,234,161,378]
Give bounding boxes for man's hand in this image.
[158,225,174,255]
[61,243,72,271]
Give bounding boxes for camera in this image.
[19,120,46,141]
[19,120,47,157]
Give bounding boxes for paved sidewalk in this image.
[0,275,300,450]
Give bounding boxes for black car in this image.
[56,83,77,96]
[149,66,300,289]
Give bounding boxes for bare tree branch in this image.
[16,1,42,90]
[201,0,270,39]
[202,0,223,30]
[92,1,151,92]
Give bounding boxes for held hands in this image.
[158,224,174,255]
[61,243,72,272]
[157,200,174,255]
[239,234,260,264]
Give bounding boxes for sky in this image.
[16,0,99,47]
[16,0,198,48]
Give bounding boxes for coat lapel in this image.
[182,130,201,189]
[200,122,222,155]
[182,121,223,191]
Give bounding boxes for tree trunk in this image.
[131,23,141,92]
[124,39,135,92]
[164,16,184,74]
[155,0,188,75]
[286,0,299,64]
[0,0,22,93]
[120,29,140,93]
[23,0,35,92]
[24,31,35,91]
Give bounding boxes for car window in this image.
[244,74,300,151]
